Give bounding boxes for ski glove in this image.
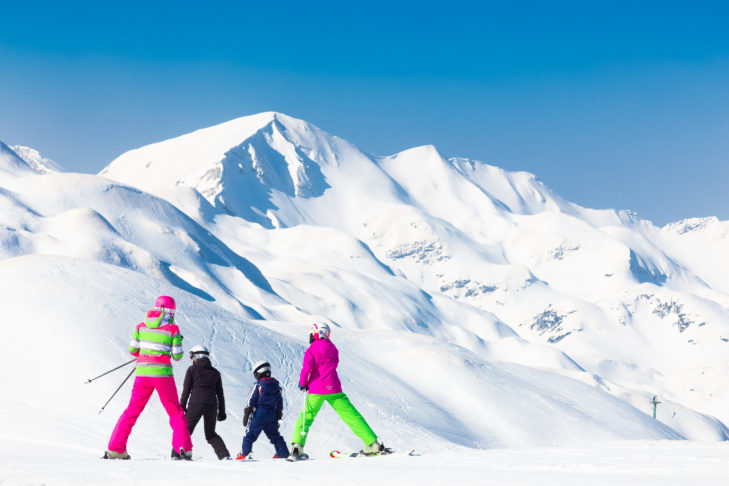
[298,384,308,391]
[243,407,252,426]
[217,411,226,422]
[276,410,283,421]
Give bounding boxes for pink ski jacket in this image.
[298,338,343,394]
[128,310,183,377]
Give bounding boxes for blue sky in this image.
[1,1,727,224]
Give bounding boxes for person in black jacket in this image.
[180,345,231,460]
[236,360,289,459]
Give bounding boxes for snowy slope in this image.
[100,112,729,434]
[0,142,689,456]
[0,253,682,466]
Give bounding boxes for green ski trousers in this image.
[290,392,377,447]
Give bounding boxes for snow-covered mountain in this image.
[2,113,729,478]
[101,112,729,432]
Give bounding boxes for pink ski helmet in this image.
[310,322,330,340]
[154,295,176,313]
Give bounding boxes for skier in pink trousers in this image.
[104,295,194,460]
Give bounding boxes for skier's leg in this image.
[185,402,204,436]
[290,393,325,446]
[326,393,377,446]
[107,376,154,453]
[242,410,264,456]
[154,376,193,452]
[262,409,290,458]
[202,403,230,459]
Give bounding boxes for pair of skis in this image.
[286,449,416,461]
[330,449,416,459]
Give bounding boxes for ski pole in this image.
[279,388,305,425]
[85,358,136,384]
[301,392,309,438]
[98,366,135,414]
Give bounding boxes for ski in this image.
[329,449,416,458]
[103,456,201,461]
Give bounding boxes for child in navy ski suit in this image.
[236,360,289,459]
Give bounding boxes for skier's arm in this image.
[171,326,183,361]
[128,325,140,356]
[299,348,314,389]
[243,383,258,426]
[247,383,260,409]
[275,385,284,421]
[216,371,226,417]
[180,367,192,411]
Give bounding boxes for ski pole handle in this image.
[85,358,136,384]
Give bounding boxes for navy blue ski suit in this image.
[241,376,289,458]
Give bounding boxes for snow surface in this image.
[2,439,729,486]
[1,113,729,484]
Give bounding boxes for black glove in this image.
[243,407,252,426]
[217,411,226,422]
[276,410,283,421]
[298,384,308,391]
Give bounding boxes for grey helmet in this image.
[252,360,271,380]
[189,344,210,361]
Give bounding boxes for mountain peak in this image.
[0,142,36,175]
[99,111,344,226]
[11,145,62,173]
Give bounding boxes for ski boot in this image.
[361,440,393,456]
[171,448,193,461]
[286,443,309,461]
[102,450,130,460]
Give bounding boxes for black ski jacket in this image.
[180,357,226,414]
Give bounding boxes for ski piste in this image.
[329,449,416,458]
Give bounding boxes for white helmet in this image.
[189,345,209,361]
[252,360,271,380]
[310,322,331,340]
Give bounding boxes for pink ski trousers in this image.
[108,376,192,454]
